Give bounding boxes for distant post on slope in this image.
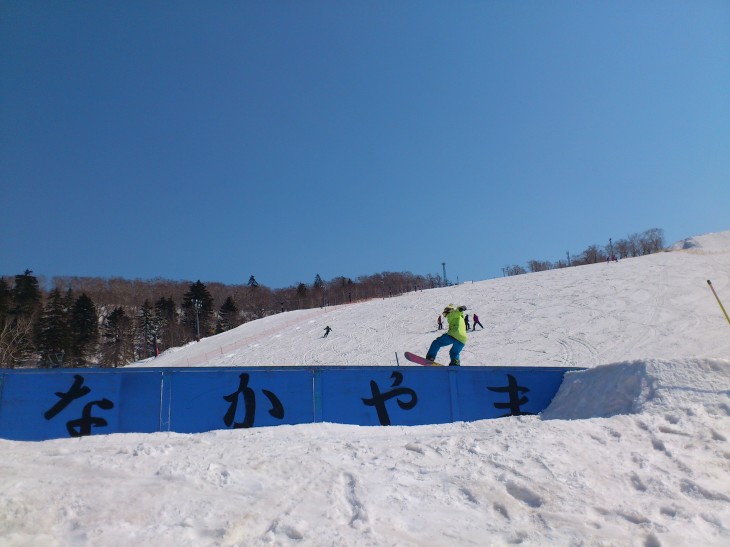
[707,280,730,326]
[192,298,202,341]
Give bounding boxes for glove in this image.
[458,306,467,312]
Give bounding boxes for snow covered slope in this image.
[2,231,729,546]
[131,230,730,369]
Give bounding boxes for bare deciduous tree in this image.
[0,316,36,367]
[503,265,527,276]
[527,260,553,273]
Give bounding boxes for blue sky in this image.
[2,1,728,289]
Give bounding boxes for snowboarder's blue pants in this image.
[426,334,465,365]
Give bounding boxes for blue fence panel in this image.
[318,367,454,426]
[164,368,314,433]
[454,367,572,420]
[0,369,162,441]
[0,366,583,441]
[118,370,165,433]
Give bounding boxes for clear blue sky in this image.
[2,1,728,289]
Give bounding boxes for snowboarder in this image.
[425,304,467,366]
[437,315,443,330]
[472,313,484,331]
[323,326,332,338]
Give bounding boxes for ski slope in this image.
[1,231,729,546]
[132,231,730,370]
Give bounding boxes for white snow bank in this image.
[542,358,730,419]
[671,230,730,253]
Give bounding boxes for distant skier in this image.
[437,315,443,330]
[472,313,484,331]
[464,314,471,331]
[425,304,467,366]
[323,326,332,338]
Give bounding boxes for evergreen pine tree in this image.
[137,299,163,358]
[0,279,10,326]
[37,288,72,366]
[12,270,42,319]
[182,281,214,340]
[10,270,44,364]
[69,293,98,366]
[0,279,18,366]
[101,307,134,367]
[154,296,176,351]
[217,296,238,333]
[297,283,307,298]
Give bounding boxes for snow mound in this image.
[670,230,730,253]
[673,237,702,250]
[542,358,730,420]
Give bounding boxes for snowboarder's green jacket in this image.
[446,308,467,344]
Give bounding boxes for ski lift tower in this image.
[442,262,448,286]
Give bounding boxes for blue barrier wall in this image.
[0,366,582,441]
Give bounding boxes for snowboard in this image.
[404,352,445,367]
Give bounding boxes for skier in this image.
[425,304,467,366]
[323,326,332,338]
[472,313,484,331]
[464,314,471,331]
[437,315,443,330]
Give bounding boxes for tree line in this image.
[0,270,438,368]
[502,228,665,276]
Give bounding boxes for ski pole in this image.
[707,280,730,326]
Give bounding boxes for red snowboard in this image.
[404,352,445,367]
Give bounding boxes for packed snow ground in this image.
[2,231,730,546]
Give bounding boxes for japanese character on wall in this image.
[223,373,284,428]
[44,374,115,437]
[362,371,418,425]
[487,374,534,417]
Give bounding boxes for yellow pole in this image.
[707,280,730,326]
